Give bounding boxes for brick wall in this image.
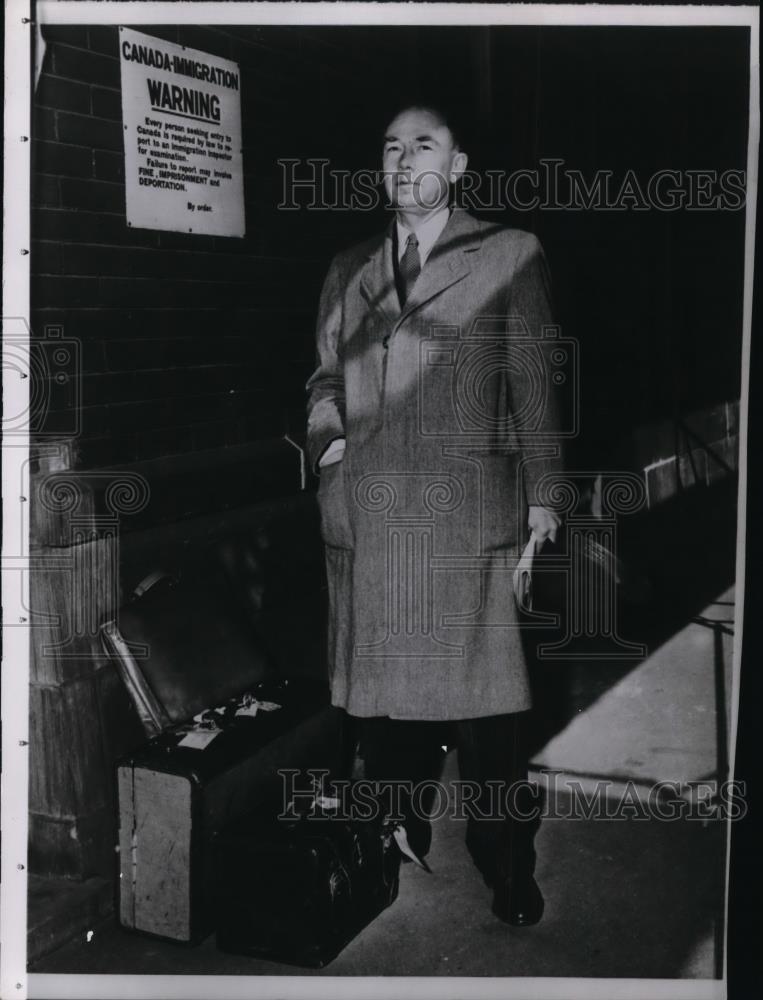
[32,24,747,488]
[26,24,481,886]
[639,401,740,509]
[31,24,417,471]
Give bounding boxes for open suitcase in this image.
[102,573,343,944]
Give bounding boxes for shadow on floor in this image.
[525,476,738,759]
[29,756,726,979]
[28,478,737,980]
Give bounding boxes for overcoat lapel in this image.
[398,209,482,326]
[359,222,399,326]
[359,209,483,330]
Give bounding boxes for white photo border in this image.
[2,3,759,999]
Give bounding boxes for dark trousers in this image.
[350,711,540,888]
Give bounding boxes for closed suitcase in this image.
[215,795,401,967]
[104,574,343,943]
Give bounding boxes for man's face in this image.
[382,107,467,215]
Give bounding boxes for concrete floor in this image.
[28,589,732,987]
[29,767,725,981]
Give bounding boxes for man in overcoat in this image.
[306,104,564,925]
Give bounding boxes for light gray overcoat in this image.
[306,209,565,720]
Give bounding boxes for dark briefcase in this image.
[215,794,401,967]
[103,574,343,944]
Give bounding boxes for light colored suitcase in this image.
[116,698,341,942]
[104,574,342,943]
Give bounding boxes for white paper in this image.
[177,728,220,750]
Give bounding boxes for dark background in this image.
[31,24,749,473]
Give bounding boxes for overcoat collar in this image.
[360,208,483,328]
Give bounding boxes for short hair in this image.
[382,100,469,152]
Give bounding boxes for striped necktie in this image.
[398,232,421,306]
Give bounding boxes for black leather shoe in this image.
[491,873,544,926]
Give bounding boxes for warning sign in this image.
[119,27,245,237]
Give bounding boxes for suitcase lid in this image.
[103,574,272,733]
